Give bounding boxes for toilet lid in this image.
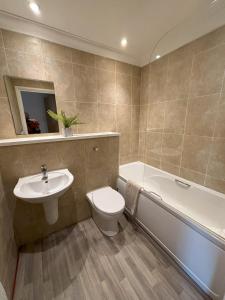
[92,187,125,215]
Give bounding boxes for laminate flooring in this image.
[14,218,209,300]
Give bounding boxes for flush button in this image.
[93,146,99,151]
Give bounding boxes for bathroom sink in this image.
[14,169,74,224]
[14,169,74,203]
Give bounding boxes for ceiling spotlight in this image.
[121,38,127,48]
[156,55,161,59]
[29,1,41,15]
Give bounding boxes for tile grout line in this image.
[1,30,10,75]
[160,56,169,170]
[178,50,195,177]
[143,65,150,163]
[204,69,225,186]
[130,73,133,157]
[138,91,221,105]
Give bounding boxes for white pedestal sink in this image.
[14,169,74,224]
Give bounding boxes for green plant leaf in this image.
[47,110,84,128]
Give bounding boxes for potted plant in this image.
[47,110,83,137]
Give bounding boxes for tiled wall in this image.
[0,171,17,299]
[0,136,119,246]
[139,25,225,194]
[0,29,141,163]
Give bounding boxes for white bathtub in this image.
[117,161,225,299]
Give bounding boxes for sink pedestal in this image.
[43,198,59,224]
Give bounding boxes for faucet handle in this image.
[41,164,47,171]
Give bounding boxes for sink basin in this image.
[14,169,74,224]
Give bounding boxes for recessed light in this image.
[29,1,41,15]
[121,38,127,48]
[156,55,161,59]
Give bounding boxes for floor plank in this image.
[14,218,209,300]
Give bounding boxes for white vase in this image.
[62,127,73,137]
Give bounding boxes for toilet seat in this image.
[90,187,125,216]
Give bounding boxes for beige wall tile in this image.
[145,132,162,160]
[205,176,225,194]
[98,104,116,131]
[95,55,115,72]
[0,147,24,188]
[130,131,139,155]
[139,105,148,132]
[116,105,131,132]
[132,66,141,78]
[0,30,3,48]
[6,50,45,80]
[185,94,219,137]
[44,58,74,99]
[97,69,116,104]
[207,138,225,180]
[149,56,168,103]
[161,133,182,166]
[45,57,73,81]
[131,106,140,131]
[190,44,225,96]
[140,64,150,105]
[181,135,212,173]
[116,73,131,105]
[0,49,8,76]
[74,65,97,102]
[56,101,76,116]
[54,79,75,100]
[145,156,161,168]
[160,161,180,176]
[192,25,225,55]
[119,132,131,157]
[116,61,132,75]
[2,29,42,55]
[180,168,205,185]
[0,171,17,300]
[120,154,138,165]
[164,100,187,134]
[132,76,140,105]
[42,40,72,62]
[214,92,225,138]
[138,132,146,157]
[0,79,6,97]
[76,103,98,133]
[72,49,95,66]
[0,100,16,138]
[164,46,192,101]
[147,102,165,131]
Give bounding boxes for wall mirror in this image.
[4,76,59,135]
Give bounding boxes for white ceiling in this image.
[0,0,225,66]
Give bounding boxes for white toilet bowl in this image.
[86,186,125,236]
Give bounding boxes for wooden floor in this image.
[14,218,208,300]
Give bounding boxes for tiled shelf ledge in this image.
[0,132,120,147]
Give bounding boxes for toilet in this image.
[86,186,125,236]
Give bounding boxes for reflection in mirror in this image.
[4,76,59,135]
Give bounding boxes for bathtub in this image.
[117,161,225,299]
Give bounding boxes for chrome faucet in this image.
[41,164,48,181]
